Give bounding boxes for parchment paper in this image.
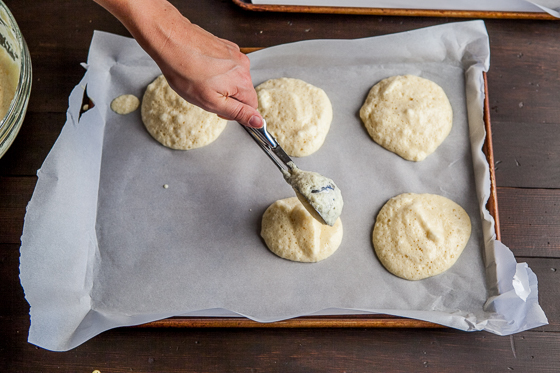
[20,21,547,352]
[251,0,560,17]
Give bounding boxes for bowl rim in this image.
[0,0,32,158]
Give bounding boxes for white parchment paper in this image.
[20,21,547,351]
[251,0,560,18]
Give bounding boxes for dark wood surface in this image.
[1,0,559,371]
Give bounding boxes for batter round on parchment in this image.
[372,193,471,280]
[261,197,343,263]
[256,77,333,157]
[359,75,453,161]
[141,75,227,150]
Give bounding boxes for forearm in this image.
[93,0,185,60]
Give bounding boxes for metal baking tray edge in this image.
[232,0,557,20]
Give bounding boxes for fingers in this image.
[248,114,264,128]
[220,98,263,128]
[205,64,261,127]
[231,81,259,110]
[219,78,262,128]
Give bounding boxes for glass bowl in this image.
[0,0,32,159]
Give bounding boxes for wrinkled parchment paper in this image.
[251,0,560,18]
[20,21,547,351]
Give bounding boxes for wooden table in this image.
[1,1,559,371]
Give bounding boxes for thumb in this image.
[221,99,264,128]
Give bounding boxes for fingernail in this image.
[249,115,263,128]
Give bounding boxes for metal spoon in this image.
[241,119,343,226]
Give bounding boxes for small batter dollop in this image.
[111,94,140,115]
[282,162,343,226]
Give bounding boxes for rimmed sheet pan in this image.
[232,0,558,20]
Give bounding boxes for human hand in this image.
[94,0,263,128]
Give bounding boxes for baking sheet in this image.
[248,0,560,18]
[20,21,547,351]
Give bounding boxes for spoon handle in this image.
[241,119,294,172]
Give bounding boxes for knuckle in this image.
[241,54,251,68]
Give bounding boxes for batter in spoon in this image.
[282,162,343,226]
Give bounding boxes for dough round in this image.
[256,78,333,157]
[141,75,227,150]
[359,75,453,161]
[372,193,471,280]
[261,197,343,262]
